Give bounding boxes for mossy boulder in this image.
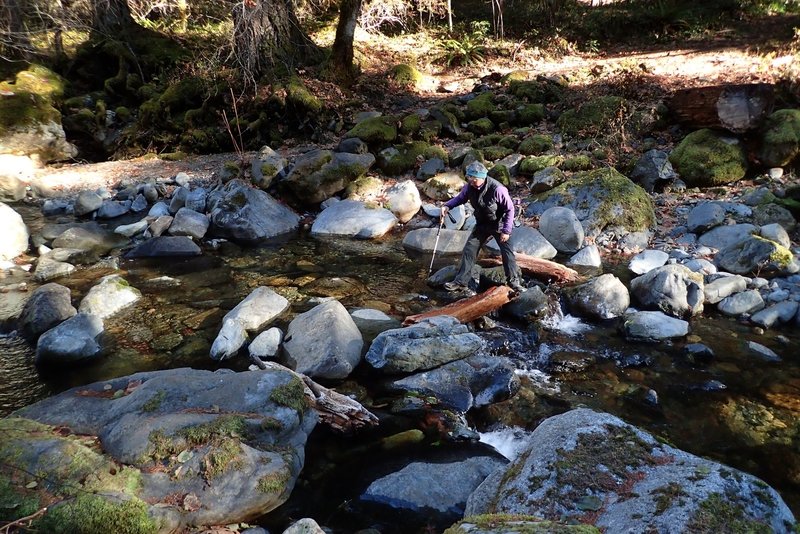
[519,155,564,175]
[514,103,546,126]
[344,115,398,146]
[519,135,554,155]
[446,514,600,534]
[421,172,466,201]
[528,167,655,237]
[508,78,566,104]
[562,154,593,171]
[286,76,322,116]
[757,108,800,168]
[501,70,530,84]
[0,65,76,162]
[467,117,495,135]
[669,128,748,187]
[377,141,441,176]
[7,368,317,532]
[400,113,422,136]
[282,150,375,204]
[345,175,385,201]
[388,63,423,87]
[482,146,514,161]
[466,92,496,120]
[556,96,628,138]
[431,107,461,137]
[488,164,511,186]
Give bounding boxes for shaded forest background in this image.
[2,0,799,160]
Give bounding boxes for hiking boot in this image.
[444,281,465,291]
[508,279,526,293]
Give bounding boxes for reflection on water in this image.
[1,224,800,521]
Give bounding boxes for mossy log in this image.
[403,285,513,326]
[479,253,580,284]
[668,83,774,133]
[251,361,379,432]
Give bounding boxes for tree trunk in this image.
[2,0,32,59]
[329,0,362,83]
[231,0,322,80]
[668,83,775,134]
[91,0,136,34]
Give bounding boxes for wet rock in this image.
[221,286,289,333]
[683,343,715,365]
[125,236,201,258]
[747,341,782,362]
[502,285,549,321]
[366,316,484,374]
[484,225,557,259]
[622,311,689,341]
[10,367,316,531]
[630,264,704,318]
[386,354,520,412]
[35,312,104,366]
[78,274,141,320]
[465,408,795,532]
[751,301,799,329]
[403,228,470,254]
[168,207,209,240]
[282,300,363,380]
[0,202,29,261]
[51,221,127,258]
[717,289,765,317]
[628,249,669,275]
[17,282,76,342]
[33,255,76,282]
[538,206,584,253]
[567,245,601,268]
[311,200,398,239]
[567,273,630,320]
[208,179,301,242]
[548,351,596,373]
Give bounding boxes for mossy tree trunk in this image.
[91,0,137,35]
[329,0,362,83]
[231,0,322,82]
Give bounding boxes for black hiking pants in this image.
[452,224,520,287]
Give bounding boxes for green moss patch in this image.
[257,467,292,495]
[0,474,41,523]
[556,96,628,138]
[669,128,748,187]
[685,493,772,533]
[270,376,309,415]
[445,513,601,533]
[515,103,546,126]
[34,494,157,534]
[203,439,245,479]
[286,76,322,115]
[468,117,496,135]
[345,115,398,146]
[388,64,423,87]
[467,92,496,120]
[758,108,800,168]
[520,155,564,174]
[519,135,553,155]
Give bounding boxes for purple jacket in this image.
[445,177,515,235]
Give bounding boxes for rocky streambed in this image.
[2,73,800,533]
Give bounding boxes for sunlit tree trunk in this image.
[329,0,362,82]
[91,0,136,34]
[447,0,452,32]
[231,0,321,81]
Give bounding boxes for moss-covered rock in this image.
[467,92,496,120]
[445,513,601,534]
[344,115,398,146]
[467,117,495,135]
[400,113,422,136]
[757,108,800,168]
[483,145,514,161]
[556,96,628,138]
[501,70,530,84]
[518,135,554,155]
[377,141,444,175]
[508,78,566,104]
[531,167,656,236]
[519,155,564,174]
[488,164,512,186]
[286,76,322,115]
[388,63,423,87]
[345,175,384,201]
[669,128,748,187]
[431,107,461,138]
[515,103,546,126]
[562,154,593,171]
[35,494,158,534]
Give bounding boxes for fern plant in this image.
[439,21,490,67]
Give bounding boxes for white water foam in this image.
[540,312,593,335]
[479,427,537,461]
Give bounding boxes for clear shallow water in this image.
[2,207,800,529]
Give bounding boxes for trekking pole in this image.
[428,215,445,275]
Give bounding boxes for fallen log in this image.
[251,360,379,433]
[668,83,774,133]
[478,253,580,284]
[403,285,513,326]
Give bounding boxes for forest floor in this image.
[29,13,800,194]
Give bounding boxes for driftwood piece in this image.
[478,253,580,284]
[256,361,379,432]
[403,285,513,326]
[668,83,774,133]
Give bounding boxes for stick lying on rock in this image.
[403,285,513,326]
[250,360,379,433]
[479,253,581,284]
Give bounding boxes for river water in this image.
[2,205,800,531]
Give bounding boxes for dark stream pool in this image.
[1,205,800,532]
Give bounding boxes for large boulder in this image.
[526,168,656,238]
[210,287,289,361]
[669,128,748,187]
[365,316,484,374]
[6,367,317,531]
[716,235,799,278]
[465,408,795,532]
[35,312,104,367]
[402,228,470,254]
[280,150,375,205]
[566,273,630,320]
[757,108,800,167]
[538,206,584,253]
[421,172,466,201]
[630,264,705,318]
[385,180,421,223]
[282,300,363,380]
[310,200,398,239]
[17,283,76,342]
[251,145,287,190]
[484,225,557,259]
[0,64,77,162]
[0,202,29,261]
[50,221,128,260]
[621,310,690,341]
[208,179,300,242]
[78,274,141,319]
